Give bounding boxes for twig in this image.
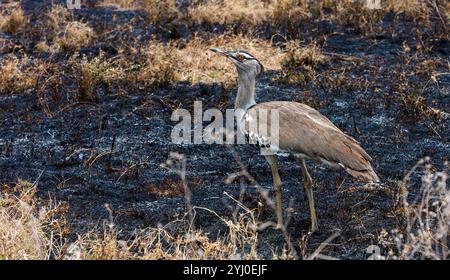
[307,231,340,260]
[108,134,116,166]
[322,51,363,62]
[32,168,46,188]
[161,152,194,225]
[116,161,147,182]
[427,0,447,30]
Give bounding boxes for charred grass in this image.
[0,0,448,259]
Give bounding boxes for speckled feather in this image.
[240,101,379,182]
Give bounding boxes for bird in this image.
[209,48,379,232]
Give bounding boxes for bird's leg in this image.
[297,158,318,232]
[264,155,283,227]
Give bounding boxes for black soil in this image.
[0,0,449,259]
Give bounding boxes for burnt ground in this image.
[0,1,449,259]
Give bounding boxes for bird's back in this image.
[240,101,379,182]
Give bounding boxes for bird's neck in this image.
[235,73,256,112]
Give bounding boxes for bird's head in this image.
[209,48,264,79]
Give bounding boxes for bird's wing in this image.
[241,101,378,181]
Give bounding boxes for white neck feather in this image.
[235,71,256,112]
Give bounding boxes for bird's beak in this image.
[209,48,242,67]
[209,48,229,57]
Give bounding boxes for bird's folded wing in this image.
[242,101,378,181]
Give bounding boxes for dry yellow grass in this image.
[100,0,138,10]
[35,5,70,53]
[41,35,256,101]
[69,52,124,101]
[0,4,26,34]
[304,0,434,22]
[386,0,432,22]
[0,179,261,260]
[96,0,443,40]
[380,159,450,260]
[35,41,61,54]
[35,6,95,53]
[67,218,258,260]
[275,41,328,86]
[59,21,96,50]
[45,4,71,35]
[0,56,39,95]
[188,0,436,28]
[188,0,274,25]
[141,0,179,24]
[0,180,67,260]
[176,35,285,84]
[100,0,179,22]
[282,41,328,69]
[99,0,442,27]
[135,40,179,88]
[2,163,447,259]
[133,34,286,88]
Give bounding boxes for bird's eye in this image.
[235,54,246,61]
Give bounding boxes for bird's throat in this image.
[235,75,256,112]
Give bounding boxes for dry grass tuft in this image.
[66,213,258,260]
[271,0,310,27]
[59,21,96,50]
[386,0,432,23]
[0,180,68,260]
[100,0,138,10]
[0,179,260,260]
[0,56,39,95]
[282,41,327,69]
[141,0,179,25]
[141,178,187,198]
[135,40,179,88]
[38,5,95,52]
[131,0,442,36]
[308,0,435,32]
[379,159,449,259]
[69,52,124,101]
[276,41,328,86]
[395,160,449,259]
[99,0,444,39]
[100,0,179,23]
[45,4,71,35]
[399,91,448,122]
[188,0,272,26]
[0,4,26,34]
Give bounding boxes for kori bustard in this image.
[209,48,379,232]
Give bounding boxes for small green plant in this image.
[69,52,124,101]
